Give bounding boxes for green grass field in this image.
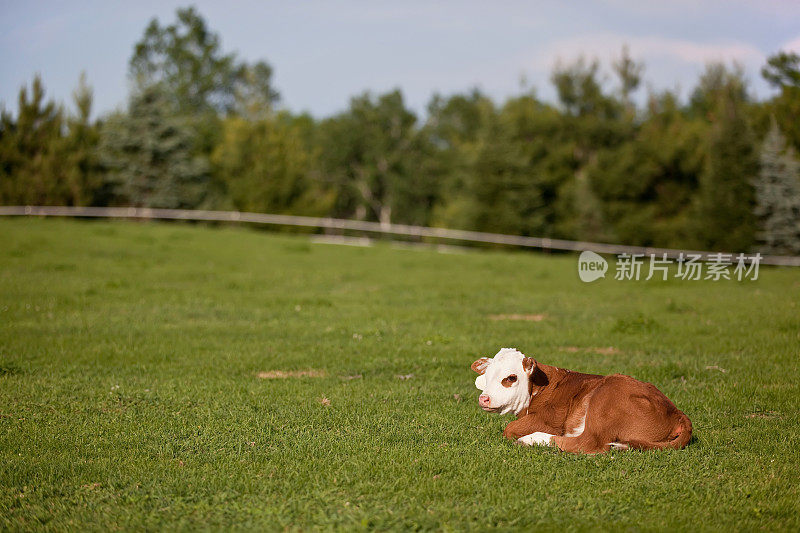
[1,218,799,531]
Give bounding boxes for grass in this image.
[0,217,799,531]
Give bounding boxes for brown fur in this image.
[497,362,691,454]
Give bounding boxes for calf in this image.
[472,348,691,454]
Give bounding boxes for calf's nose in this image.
[478,394,491,407]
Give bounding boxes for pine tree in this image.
[753,120,800,254]
[760,52,800,152]
[612,45,644,113]
[0,105,19,204]
[63,73,100,206]
[693,65,758,251]
[98,85,209,208]
[0,76,68,205]
[470,94,568,238]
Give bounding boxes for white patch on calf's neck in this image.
[565,413,586,437]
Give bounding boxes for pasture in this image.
[1,217,798,530]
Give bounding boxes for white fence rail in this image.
[2,205,799,267]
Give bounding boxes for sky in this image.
[1,0,799,119]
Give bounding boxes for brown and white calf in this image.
[472,348,692,454]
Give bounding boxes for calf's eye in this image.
[501,374,518,387]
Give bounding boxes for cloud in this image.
[527,33,765,73]
[601,0,800,18]
[781,36,800,53]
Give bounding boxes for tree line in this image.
[1,7,799,254]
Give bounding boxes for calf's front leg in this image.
[503,414,559,441]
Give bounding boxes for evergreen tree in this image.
[590,90,706,247]
[612,45,644,112]
[550,57,628,241]
[551,57,619,120]
[689,63,748,118]
[759,52,800,152]
[693,64,758,251]
[129,7,280,162]
[0,102,19,204]
[98,85,209,208]
[753,120,800,254]
[470,94,570,237]
[63,73,101,206]
[0,75,102,206]
[0,76,67,205]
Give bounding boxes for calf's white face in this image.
[472,348,536,415]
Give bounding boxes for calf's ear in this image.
[522,357,537,376]
[471,357,491,374]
